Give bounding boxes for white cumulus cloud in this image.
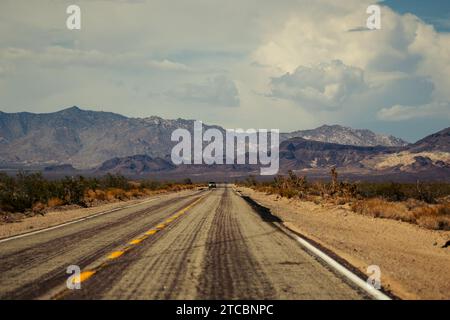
[252,1,450,124]
[269,60,366,110]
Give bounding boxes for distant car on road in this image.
[208,182,217,189]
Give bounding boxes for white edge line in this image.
[289,230,391,300]
[0,197,160,244]
[234,189,392,301]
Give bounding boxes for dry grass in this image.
[31,201,46,214]
[351,198,450,230]
[47,197,65,208]
[0,172,202,221]
[2,183,200,221]
[240,170,450,231]
[413,205,450,230]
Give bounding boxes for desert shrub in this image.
[32,201,46,215]
[356,182,407,202]
[105,188,127,201]
[0,172,51,212]
[412,203,450,230]
[130,188,144,197]
[245,175,257,187]
[356,181,450,203]
[351,198,450,230]
[237,169,450,230]
[0,172,199,215]
[416,215,450,230]
[99,174,131,190]
[240,169,357,201]
[140,180,162,190]
[47,197,64,207]
[351,198,414,222]
[239,170,450,205]
[62,176,89,206]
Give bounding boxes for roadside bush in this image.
[237,169,450,230]
[0,172,51,212]
[351,198,414,222]
[412,203,450,230]
[240,170,450,205]
[99,174,131,190]
[356,182,406,202]
[140,180,162,190]
[240,169,357,202]
[0,172,200,215]
[47,197,64,208]
[356,181,450,203]
[351,198,450,230]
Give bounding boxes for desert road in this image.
[0,186,372,300]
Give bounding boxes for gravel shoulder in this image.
[236,187,450,300]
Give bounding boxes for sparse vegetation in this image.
[241,170,357,201]
[239,169,450,230]
[0,172,200,219]
[351,198,450,230]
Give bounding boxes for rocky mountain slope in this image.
[90,134,450,179]
[0,107,410,169]
[281,125,409,147]
[407,127,450,153]
[1,107,448,179]
[96,154,175,176]
[277,136,450,177]
[278,137,399,170]
[0,107,221,168]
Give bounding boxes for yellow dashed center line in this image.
[64,195,205,293]
[72,271,95,284]
[145,229,157,236]
[129,237,145,245]
[108,251,125,259]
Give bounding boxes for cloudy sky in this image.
[0,0,449,142]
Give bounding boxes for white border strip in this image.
[0,197,160,244]
[289,230,391,300]
[235,188,391,300]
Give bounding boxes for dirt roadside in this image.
[236,187,450,300]
[0,189,198,240]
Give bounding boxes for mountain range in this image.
[0,107,222,168]
[281,125,408,147]
[0,107,449,180]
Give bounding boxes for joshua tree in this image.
[330,167,338,195]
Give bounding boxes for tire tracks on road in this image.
[0,192,204,299]
[59,192,215,299]
[197,188,276,299]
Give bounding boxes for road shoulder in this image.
[236,187,450,300]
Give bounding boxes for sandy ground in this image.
[237,187,450,300]
[0,190,196,240]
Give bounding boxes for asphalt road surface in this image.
[0,186,370,300]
